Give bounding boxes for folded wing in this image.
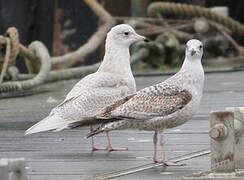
[97,84,192,121]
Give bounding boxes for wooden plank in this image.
[1,71,244,179]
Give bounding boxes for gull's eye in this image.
[124,32,129,35]
[199,45,202,49]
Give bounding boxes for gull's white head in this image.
[106,24,147,47]
[185,39,203,59]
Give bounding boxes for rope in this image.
[52,0,115,68]
[0,38,11,83]
[7,44,151,84]
[0,27,20,81]
[0,0,113,70]
[1,1,243,95]
[6,27,20,65]
[16,63,100,83]
[0,41,51,92]
[147,2,244,37]
[0,0,113,94]
[51,21,115,68]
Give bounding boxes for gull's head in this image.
[106,24,147,47]
[185,39,203,59]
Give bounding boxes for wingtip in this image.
[24,131,30,136]
[86,131,96,138]
[24,127,36,136]
[86,128,103,138]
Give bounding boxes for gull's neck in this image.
[181,56,203,72]
[98,40,132,75]
[180,56,204,91]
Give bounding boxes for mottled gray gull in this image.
[25,24,147,151]
[86,39,204,165]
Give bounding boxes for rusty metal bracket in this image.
[184,109,244,179]
[226,107,244,169]
[210,111,235,172]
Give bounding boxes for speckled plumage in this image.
[25,24,146,135]
[89,40,204,134]
[87,39,204,164]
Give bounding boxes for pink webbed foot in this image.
[90,126,128,152]
[153,158,186,166]
[91,146,107,152]
[106,131,128,152]
[107,146,128,152]
[90,125,107,151]
[153,131,186,166]
[91,142,128,152]
[91,136,107,151]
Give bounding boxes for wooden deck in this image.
[1,70,244,180]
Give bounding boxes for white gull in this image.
[25,24,147,151]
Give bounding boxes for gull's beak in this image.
[135,33,149,42]
[191,49,196,56]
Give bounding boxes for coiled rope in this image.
[0,27,20,83]
[0,38,10,83]
[0,41,51,92]
[0,0,111,94]
[1,1,244,94]
[147,2,244,37]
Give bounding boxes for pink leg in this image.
[90,125,106,151]
[159,133,185,166]
[153,132,158,163]
[106,131,128,151]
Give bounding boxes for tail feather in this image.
[67,116,119,129]
[25,114,70,135]
[25,114,119,136]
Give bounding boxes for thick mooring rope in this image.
[6,27,20,64]
[0,27,20,83]
[0,38,11,83]
[16,63,100,83]
[147,2,244,37]
[52,0,115,68]
[0,41,51,92]
[1,1,244,94]
[0,0,111,94]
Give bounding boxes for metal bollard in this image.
[209,111,235,172]
[226,107,244,170]
[183,109,244,179]
[209,108,244,171]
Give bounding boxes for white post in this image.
[0,158,26,180]
[0,159,9,180]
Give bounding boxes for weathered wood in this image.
[1,71,244,179]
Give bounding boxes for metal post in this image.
[226,107,244,169]
[210,111,235,172]
[183,109,244,179]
